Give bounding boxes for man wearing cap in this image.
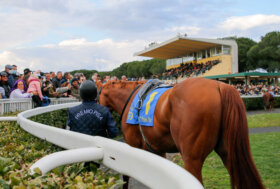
[23,68,32,85]
[0,71,11,98]
[67,80,118,138]
[70,78,81,100]
[4,65,15,88]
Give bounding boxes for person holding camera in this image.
[42,73,56,97]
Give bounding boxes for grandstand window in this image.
[167,57,184,66]
[216,46,222,55]
[197,51,202,60]
[223,45,231,55]
[194,52,197,60]
[189,53,194,59]
[207,49,210,58]
[183,56,194,62]
[210,48,215,56]
[166,59,171,67]
[202,50,206,59]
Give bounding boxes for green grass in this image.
[247,113,280,128]
[172,132,280,189]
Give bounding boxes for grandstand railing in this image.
[10,103,203,189]
[0,98,79,115]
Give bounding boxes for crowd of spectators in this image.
[0,65,91,107]
[233,84,280,96]
[0,63,278,106]
[0,64,136,107]
[162,60,221,80]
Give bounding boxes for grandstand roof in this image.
[204,72,280,79]
[134,36,237,59]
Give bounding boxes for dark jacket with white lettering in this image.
[67,101,118,138]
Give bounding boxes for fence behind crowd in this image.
[0,98,79,115]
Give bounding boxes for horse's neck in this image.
[108,88,132,114]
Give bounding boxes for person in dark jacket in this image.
[23,68,32,86]
[4,64,15,88]
[60,72,71,85]
[0,72,11,98]
[52,71,62,89]
[67,80,118,138]
[70,78,81,101]
[42,73,56,97]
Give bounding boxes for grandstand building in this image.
[134,35,238,78]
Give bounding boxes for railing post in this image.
[0,101,3,115]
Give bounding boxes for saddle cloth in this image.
[126,80,172,126]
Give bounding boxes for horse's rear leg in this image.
[214,139,229,173]
[182,157,204,182]
[172,122,219,184]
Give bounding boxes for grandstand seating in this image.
[202,55,232,77]
[162,59,221,80]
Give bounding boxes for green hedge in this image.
[0,120,124,188]
[30,109,122,135]
[242,96,280,110]
[30,109,68,129]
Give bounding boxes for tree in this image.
[70,69,98,79]
[246,45,259,71]
[149,59,166,75]
[105,59,166,78]
[235,37,257,72]
[247,31,280,72]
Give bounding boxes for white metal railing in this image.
[241,95,280,98]
[6,103,203,189]
[0,98,79,115]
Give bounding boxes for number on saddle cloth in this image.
[136,79,164,110]
[126,79,172,126]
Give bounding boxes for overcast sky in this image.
[0,0,279,73]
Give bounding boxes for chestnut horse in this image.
[98,78,264,189]
[263,92,274,112]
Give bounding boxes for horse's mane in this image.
[102,80,146,89]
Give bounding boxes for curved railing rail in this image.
[8,103,204,189]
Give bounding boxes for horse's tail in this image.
[218,83,264,189]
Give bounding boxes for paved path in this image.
[246,108,280,116]
[247,108,280,134]
[249,127,280,134]
[126,109,280,189]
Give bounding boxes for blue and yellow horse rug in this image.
[126,80,172,126]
